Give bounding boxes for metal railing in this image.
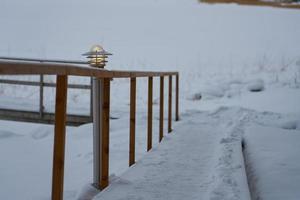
[0,59,179,200]
[0,57,93,125]
[0,75,93,125]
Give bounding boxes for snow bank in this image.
[204,106,300,200]
[205,107,251,200]
[247,79,265,92]
[76,184,101,200]
[243,125,300,200]
[206,135,251,200]
[281,120,300,130]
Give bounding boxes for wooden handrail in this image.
[0,60,178,78]
[0,59,179,200]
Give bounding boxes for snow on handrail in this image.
[0,60,178,78]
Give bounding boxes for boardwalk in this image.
[90,107,255,200]
[94,114,218,200]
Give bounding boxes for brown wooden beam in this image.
[201,0,300,10]
[159,76,164,142]
[175,74,179,121]
[147,77,153,151]
[168,75,172,133]
[0,60,178,78]
[99,78,110,189]
[39,74,44,118]
[129,77,136,166]
[51,75,68,200]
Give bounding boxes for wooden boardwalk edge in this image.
[200,0,300,9]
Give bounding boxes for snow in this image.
[281,120,300,130]
[2,93,299,199]
[244,125,300,200]
[95,114,220,200]
[0,0,300,199]
[205,108,251,200]
[90,108,253,200]
[247,79,265,92]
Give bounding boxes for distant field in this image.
[199,0,300,9]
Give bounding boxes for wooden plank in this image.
[147,77,153,151]
[0,60,114,77]
[159,76,164,142]
[39,74,44,117]
[168,75,172,133]
[201,0,300,9]
[0,60,178,78]
[129,77,136,166]
[176,74,179,121]
[100,78,110,189]
[51,75,68,200]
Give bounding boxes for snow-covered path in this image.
[92,109,252,200]
[1,104,299,200]
[94,113,220,200]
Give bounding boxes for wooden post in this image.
[168,75,172,133]
[100,78,110,189]
[129,77,136,166]
[175,74,179,121]
[159,76,164,142]
[90,77,93,121]
[39,74,44,118]
[51,75,68,200]
[147,77,153,151]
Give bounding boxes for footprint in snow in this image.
[0,130,23,139]
[31,127,52,139]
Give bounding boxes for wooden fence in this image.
[0,59,179,200]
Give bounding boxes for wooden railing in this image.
[0,60,179,200]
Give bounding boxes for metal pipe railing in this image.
[0,76,93,125]
[0,56,87,65]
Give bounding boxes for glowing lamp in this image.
[82,45,112,68]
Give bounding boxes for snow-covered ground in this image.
[0,0,300,199]
[244,124,300,200]
[1,88,299,200]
